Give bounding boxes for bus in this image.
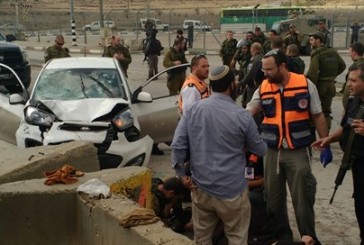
[220,6,309,33]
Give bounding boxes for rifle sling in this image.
[342,103,364,165]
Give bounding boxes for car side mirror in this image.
[9,93,27,105]
[137,91,152,103]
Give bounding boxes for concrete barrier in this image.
[0,167,195,245]
[0,141,100,185]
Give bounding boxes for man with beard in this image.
[172,65,267,244]
[178,54,210,114]
[247,49,329,245]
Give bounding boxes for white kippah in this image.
[209,65,230,81]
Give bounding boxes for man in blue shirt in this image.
[171,65,267,244]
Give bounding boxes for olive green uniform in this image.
[232,48,251,81]
[306,45,346,129]
[104,44,132,77]
[44,45,70,63]
[342,58,364,108]
[220,39,238,66]
[319,28,331,47]
[283,32,300,48]
[262,40,272,54]
[163,47,188,95]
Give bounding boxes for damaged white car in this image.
[10,57,183,169]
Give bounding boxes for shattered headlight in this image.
[112,108,134,132]
[25,106,55,127]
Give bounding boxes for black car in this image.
[0,33,31,92]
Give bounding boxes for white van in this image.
[182,20,211,31]
[83,20,115,31]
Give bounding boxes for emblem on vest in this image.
[298,98,308,109]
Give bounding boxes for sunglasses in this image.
[191,54,206,66]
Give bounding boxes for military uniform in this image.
[342,58,364,108]
[283,32,300,48]
[163,47,188,95]
[262,40,271,54]
[44,45,70,63]
[220,38,238,66]
[104,44,132,77]
[319,28,331,47]
[339,97,364,243]
[232,47,251,81]
[306,45,346,129]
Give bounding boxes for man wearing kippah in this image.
[172,65,267,244]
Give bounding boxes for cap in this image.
[309,31,324,42]
[209,65,234,83]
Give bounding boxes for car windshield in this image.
[0,33,5,41]
[32,68,127,101]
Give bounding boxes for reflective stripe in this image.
[291,129,311,139]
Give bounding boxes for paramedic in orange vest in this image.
[247,49,329,245]
[178,54,210,114]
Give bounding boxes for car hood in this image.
[38,98,129,121]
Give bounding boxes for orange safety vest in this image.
[178,74,210,114]
[259,73,312,149]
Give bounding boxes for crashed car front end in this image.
[16,63,153,169]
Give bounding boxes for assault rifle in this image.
[329,155,356,204]
[330,103,364,204]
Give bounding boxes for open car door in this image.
[0,63,29,145]
[130,64,189,144]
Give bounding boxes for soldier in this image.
[240,42,264,107]
[306,32,346,130]
[253,26,266,45]
[44,35,70,63]
[176,29,188,52]
[187,24,194,49]
[220,30,238,66]
[286,44,305,74]
[231,40,252,81]
[104,35,132,77]
[342,42,364,108]
[351,22,361,44]
[283,24,300,50]
[163,38,188,95]
[144,29,163,79]
[262,29,277,54]
[318,19,331,47]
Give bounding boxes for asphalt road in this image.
[0,48,359,243]
[26,49,352,175]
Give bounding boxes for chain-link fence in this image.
[1,4,364,50]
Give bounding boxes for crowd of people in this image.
[43,20,364,245]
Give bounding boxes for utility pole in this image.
[70,0,77,46]
[99,0,104,27]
